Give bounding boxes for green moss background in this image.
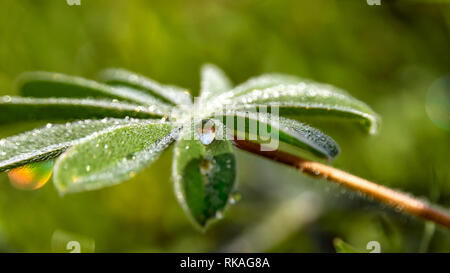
[0,0,449,252]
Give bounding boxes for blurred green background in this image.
[0,0,449,252]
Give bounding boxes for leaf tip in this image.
[367,113,382,135]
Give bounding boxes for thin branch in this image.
[234,139,450,230]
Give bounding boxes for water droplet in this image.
[129,75,138,82]
[198,119,216,145]
[86,165,91,172]
[46,123,53,129]
[215,211,223,219]
[3,95,11,102]
[126,153,136,160]
[104,144,108,149]
[8,161,53,190]
[185,145,190,150]
[229,191,242,205]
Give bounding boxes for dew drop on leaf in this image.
[215,211,224,219]
[229,191,242,205]
[198,119,216,145]
[160,115,168,122]
[7,160,53,190]
[3,95,11,102]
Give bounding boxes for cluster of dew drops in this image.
[3,118,218,191]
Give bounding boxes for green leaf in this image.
[216,73,308,99]
[199,64,232,103]
[209,83,379,134]
[15,71,171,108]
[216,111,340,160]
[0,118,141,172]
[98,68,192,106]
[173,123,236,228]
[0,96,165,124]
[53,121,177,194]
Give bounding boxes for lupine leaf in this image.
[213,73,307,100]
[53,121,177,194]
[199,64,232,103]
[216,111,340,160]
[0,96,165,124]
[173,122,236,228]
[15,71,171,107]
[0,65,382,231]
[0,118,140,172]
[98,68,192,106]
[208,83,379,134]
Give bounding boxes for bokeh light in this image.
[7,160,53,190]
[426,76,450,130]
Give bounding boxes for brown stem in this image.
[234,139,450,230]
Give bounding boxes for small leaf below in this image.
[173,122,236,228]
